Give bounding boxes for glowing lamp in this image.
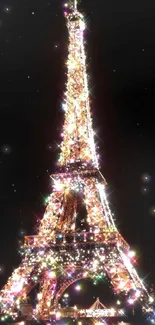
[135,290,141,298]
[75,284,81,291]
[149,296,154,303]
[116,300,121,305]
[47,271,56,279]
[128,250,136,258]
[55,311,61,320]
[128,298,134,305]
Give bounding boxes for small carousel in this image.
[53,298,124,320]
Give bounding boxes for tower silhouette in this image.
[0,0,153,321]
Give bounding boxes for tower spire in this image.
[59,1,98,169]
[74,0,77,10]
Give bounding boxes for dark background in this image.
[0,0,155,300]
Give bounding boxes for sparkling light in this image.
[75,284,81,291]
[128,250,136,258]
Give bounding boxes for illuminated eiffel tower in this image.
[0,0,153,322]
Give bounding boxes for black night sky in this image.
[0,0,155,302]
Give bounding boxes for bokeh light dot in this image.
[141,173,151,184]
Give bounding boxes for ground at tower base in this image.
[0,300,154,325]
[0,320,153,325]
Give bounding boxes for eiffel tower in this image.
[0,0,153,322]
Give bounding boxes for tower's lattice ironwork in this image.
[0,0,153,321]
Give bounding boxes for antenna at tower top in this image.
[74,0,77,10]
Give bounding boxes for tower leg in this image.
[35,270,57,319]
[0,257,35,317]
